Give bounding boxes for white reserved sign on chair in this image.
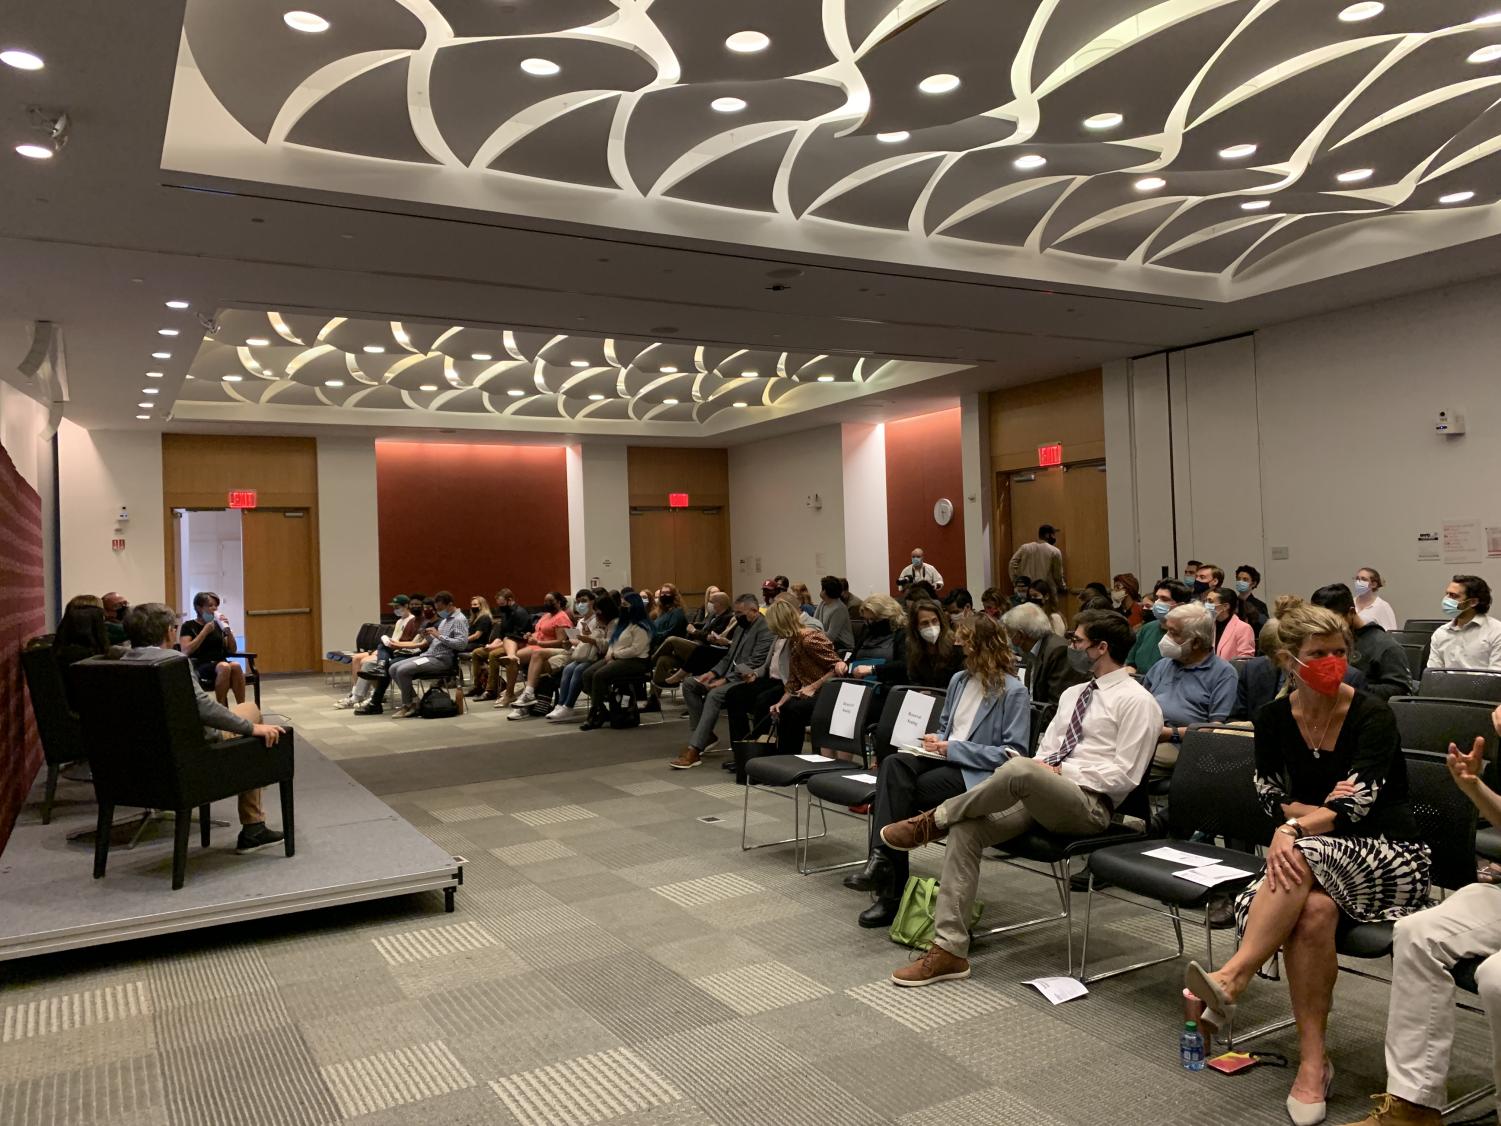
[889,693,937,748]
[828,681,866,740]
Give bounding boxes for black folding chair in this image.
[1389,696,1498,761]
[1419,668,1501,704]
[1403,619,1446,637]
[740,678,879,865]
[802,686,945,875]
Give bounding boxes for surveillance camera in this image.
[117,506,130,523]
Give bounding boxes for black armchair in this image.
[20,640,87,824]
[71,654,295,889]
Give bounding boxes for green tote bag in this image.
[888,875,983,950]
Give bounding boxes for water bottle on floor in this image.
[1180,1020,1205,1071]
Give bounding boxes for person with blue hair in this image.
[579,591,654,730]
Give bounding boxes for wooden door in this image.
[242,508,317,672]
[1005,462,1110,620]
[629,508,730,609]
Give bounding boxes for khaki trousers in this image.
[932,757,1111,957]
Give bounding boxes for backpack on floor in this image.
[889,875,983,950]
[606,682,642,729]
[418,685,460,719]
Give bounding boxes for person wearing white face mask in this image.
[1428,575,1501,671]
[851,599,964,690]
[1144,602,1239,779]
[897,548,943,594]
[1126,579,1193,675]
[1353,566,1398,633]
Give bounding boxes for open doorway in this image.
[174,509,247,651]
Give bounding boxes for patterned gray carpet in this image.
[2,677,1493,1125]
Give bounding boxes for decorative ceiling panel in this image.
[174,0,1501,284]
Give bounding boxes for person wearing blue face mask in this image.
[1353,566,1398,632]
[387,591,468,718]
[1428,575,1501,671]
[178,591,246,705]
[1234,564,1269,634]
[897,547,944,594]
[1126,579,1193,675]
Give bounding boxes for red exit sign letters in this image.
[668,493,690,508]
[1037,444,1063,467]
[228,490,258,509]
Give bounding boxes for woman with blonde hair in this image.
[765,598,841,754]
[845,592,908,678]
[846,614,1032,927]
[1186,603,1430,1125]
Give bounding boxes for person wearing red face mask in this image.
[1184,604,1430,1126]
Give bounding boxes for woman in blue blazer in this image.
[846,615,1032,928]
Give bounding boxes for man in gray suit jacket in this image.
[672,595,773,769]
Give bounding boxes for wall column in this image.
[840,423,888,598]
[960,393,991,593]
[568,443,630,593]
[317,437,380,651]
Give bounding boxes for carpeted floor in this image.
[1,676,1493,1125]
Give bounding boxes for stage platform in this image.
[0,738,464,962]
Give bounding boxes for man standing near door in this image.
[1009,525,1064,593]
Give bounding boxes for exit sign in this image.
[668,493,690,508]
[228,490,258,509]
[1037,444,1063,467]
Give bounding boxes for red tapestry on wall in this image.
[885,408,967,595]
[375,442,571,607]
[0,442,46,855]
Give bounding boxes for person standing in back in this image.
[1354,567,1398,633]
[1009,525,1064,593]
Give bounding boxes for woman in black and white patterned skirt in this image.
[1185,603,1430,1126]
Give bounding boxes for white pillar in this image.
[316,436,380,650]
[840,423,889,598]
[567,443,630,592]
[960,393,992,593]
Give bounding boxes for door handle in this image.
[246,608,312,616]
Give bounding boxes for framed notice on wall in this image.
[1443,520,1482,564]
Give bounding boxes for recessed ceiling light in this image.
[324,379,344,387]
[741,370,759,378]
[15,143,53,160]
[137,402,153,409]
[142,387,160,394]
[184,374,194,380]
[520,57,560,76]
[1,49,44,71]
[362,344,384,354]
[1439,190,1477,204]
[152,351,171,359]
[918,73,961,95]
[588,393,605,401]
[1083,112,1123,130]
[817,375,836,383]
[418,383,439,391]
[158,328,180,336]
[245,336,269,345]
[506,388,525,397]
[660,365,678,373]
[1013,154,1047,170]
[1337,2,1384,21]
[223,374,243,382]
[283,10,330,33]
[165,299,190,309]
[1219,143,1258,160]
[136,414,151,420]
[1336,167,1374,183]
[663,398,679,405]
[146,371,163,378]
[1468,44,1501,63]
[711,96,747,113]
[570,359,589,367]
[1478,13,1501,26]
[1241,199,1272,210]
[877,131,910,143]
[471,352,493,361]
[725,30,770,53]
[732,401,749,408]
[1135,176,1166,191]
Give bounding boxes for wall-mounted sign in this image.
[668,493,689,508]
[111,537,125,552]
[1038,443,1063,467]
[228,490,258,509]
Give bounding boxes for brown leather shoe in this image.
[880,808,947,851]
[1338,1094,1443,1125]
[669,748,702,770]
[891,944,970,987]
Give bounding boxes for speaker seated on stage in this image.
[117,603,289,854]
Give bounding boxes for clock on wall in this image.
[933,498,954,526]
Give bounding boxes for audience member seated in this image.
[789,582,814,615]
[1002,601,1087,708]
[547,593,616,722]
[1126,579,1192,674]
[759,579,779,609]
[579,593,653,731]
[944,588,976,631]
[1339,720,1501,1126]
[1028,578,1067,636]
[1354,565,1398,633]
[345,594,411,699]
[498,591,572,709]
[1182,559,1204,585]
[1146,602,1238,778]
[852,598,964,690]
[901,581,939,609]
[470,589,532,700]
[847,616,1030,928]
[465,597,492,650]
[340,596,421,711]
[178,591,246,704]
[640,588,659,619]
[980,586,1007,619]
[1195,562,1225,599]
[102,591,130,645]
[382,592,467,718]
[1235,610,1369,721]
[881,611,1162,986]
[1236,564,1270,634]
[1428,574,1501,670]
[54,597,109,707]
[119,602,288,853]
[670,595,772,769]
[1312,583,1414,700]
[686,586,721,630]
[816,575,856,652]
[846,593,907,676]
[1111,573,1143,628]
[1208,587,1257,660]
[839,578,863,616]
[723,609,792,753]
[766,600,841,754]
[653,590,733,689]
[1185,604,1431,1126]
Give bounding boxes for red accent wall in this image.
[884,408,966,594]
[375,442,570,606]
[0,443,45,855]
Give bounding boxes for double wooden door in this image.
[629,508,730,607]
[997,461,1110,618]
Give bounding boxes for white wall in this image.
[730,426,849,590]
[57,421,165,604]
[959,396,992,593]
[840,423,888,598]
[316,436,380,650]
[572,443,630,592]
[181,508,245,637]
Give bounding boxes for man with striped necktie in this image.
[881,610,1163,987]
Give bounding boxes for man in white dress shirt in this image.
[897,547,944,593]
[1428,575,1501,671]
[881,609,1163,986]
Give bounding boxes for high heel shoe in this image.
[1285,1061,1333,1126]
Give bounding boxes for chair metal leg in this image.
[742,783,829,855]
[1079,891,1188,985]
[796,794,857,875]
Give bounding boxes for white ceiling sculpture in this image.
[168,0,1501,291]
[180,309,905,424]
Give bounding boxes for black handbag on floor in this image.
[732,715,778,784]
[606,681,643,728]
[418,685,459,719]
